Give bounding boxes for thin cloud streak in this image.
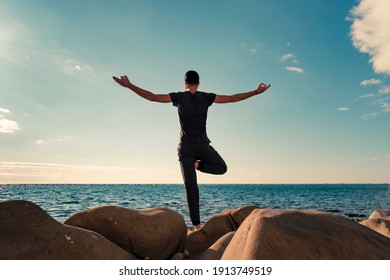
[286,66,304,73]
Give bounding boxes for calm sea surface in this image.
[1,184,389,226]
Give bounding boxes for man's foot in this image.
[194,224,202,231]
[194,160,200,170]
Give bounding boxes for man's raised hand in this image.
[113,75,132,88]
[256,83,271,94]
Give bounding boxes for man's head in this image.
[185,70,199,85]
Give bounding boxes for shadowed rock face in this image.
[187,231,235,260]
[64,205,187,260]
[0,200,135,260]
[221,209,390,260]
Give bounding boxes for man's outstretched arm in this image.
[215,83,271,104]
[113,75,171,103]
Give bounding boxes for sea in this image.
[1,184,389,226]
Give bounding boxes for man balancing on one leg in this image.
[113,71,270,230]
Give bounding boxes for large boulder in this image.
[186,205,259,254]
[64,205,187,260]
[360,209,390,238]
[222,208,390,260]
[0,200,134,260]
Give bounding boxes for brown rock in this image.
[222,208,390,260]
[187,231,235,260]
[360,209,390,238]
[368,210,390,220]
[186,205,259,254]
[64,205,187,260]
[360,219,390,238]
[0,200,135,260]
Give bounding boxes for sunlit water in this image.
[1,184,389,226]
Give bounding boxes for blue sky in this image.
[1,0,389,184]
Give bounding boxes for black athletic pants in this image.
[178,143,227,226]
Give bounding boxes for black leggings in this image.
[178,143,227,225]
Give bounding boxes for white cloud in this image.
[0,108,11,114]
[286,66,304,73]
[241,41,262,54]
[355,157,379,162]
[61,58,92,76]
[35,139,45,145]
[381,102,390,112]
[280,53,298,63]
[373,97,390,112]
[0,108,19,134]
[360,112,381,120]
[35,136,73,145]
[338,107,350,111]
[359,93,376,99]
[360,78,381,86]
[358,85,390,119]
[349,0,390,74]
[0,119,19,133]
[379,85,390,94]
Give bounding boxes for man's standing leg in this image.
[179,156,201,226]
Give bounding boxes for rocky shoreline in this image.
[0,200,389,260]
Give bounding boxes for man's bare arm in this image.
[113,75,171,103]
[215,83,271,104]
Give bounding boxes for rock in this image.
[186,205,259,254]
[222,208,390,260]
[187,231,235,260]
[359,209,390,238]
[368,210,390,220]
[345,213,366,218]
[0,200,135,260]
[64,205,187,260]
[326,209,341,213]
[170,252,185,260]
[360,219,390,238]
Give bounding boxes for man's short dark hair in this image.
[185,70,199,85]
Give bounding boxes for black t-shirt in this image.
[169,91,216,144]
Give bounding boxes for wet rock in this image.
[345,213,366,218]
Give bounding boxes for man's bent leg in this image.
[180,156,201,226]
[197,145,227,175]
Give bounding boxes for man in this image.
[113,71,270,230]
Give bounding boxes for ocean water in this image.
[0,184,389,226]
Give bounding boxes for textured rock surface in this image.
[222,208,390,260]
[64,205,187,260]
[0,200,134,260]
[368,210,390,220]
[4,200,388,260]
[186,205,259,254]
[360,209,390,238]
[187,231,235,260]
